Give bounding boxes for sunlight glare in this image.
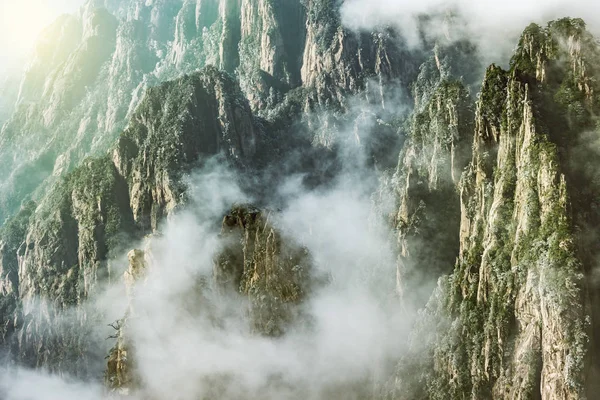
[0,0,68,59]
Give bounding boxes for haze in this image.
[0,0,84,71]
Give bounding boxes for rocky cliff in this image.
[390,18,600,399]
[105,248,146,393]
[103,204,312,393]
[0,66,259,375]
[2,0,600,398]
[0,0,421,224]
[216,205,311,336]
[388,40,478,306]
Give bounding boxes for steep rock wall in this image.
[0,67,258,374]
[392,18,600,400]
[216,205,311,336]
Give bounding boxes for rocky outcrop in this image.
[114,67,257,230]
[103,205,312,393]
[0,8,118,224]
[391,79,472,305]
[216,205,311,336]
[6,1,600,398]
[0,67,258,373]
[0,0,424,224]
[104,19,157,133]
[0,1,191,223]
[12,157,133,375]
[105,249,147,393]
[0,202,35,352]
[301,0,419,108]
[382,41,479,306]
[391,18,600,399]
[168,0,219,70]
[237,0,306,111]
[0,0,478,381]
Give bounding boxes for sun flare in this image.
[0,0,70,59]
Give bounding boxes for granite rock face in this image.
[105,248,147,393]
[103,205,313,392]
[216,205,311,336]
[0,0,419,223]
[113,67,257,230]
[389,42,477,306]
[0,67,259,374]
[390,18,600,400]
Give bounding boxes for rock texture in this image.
[103,205,312,392]
[0,0,421,223]
[391,18,600,400]
[216,205,311,336]
[301,4,403,104]
[105,249,147,393]
[0,10,117,223]
[3,0,600,398]
[238,0,306,110]
[389,42,477,306]
[113,67,257,230]
[0,67,258,374]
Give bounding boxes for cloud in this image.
[0,113,432,398]
[0,37,430,399]
[0,123,418,399]
[0,368,106,400]
[116,157,412,399]
[341,0,600,65]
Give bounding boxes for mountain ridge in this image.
[1,2,600,399]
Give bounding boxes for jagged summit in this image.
[0,0,423,225]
